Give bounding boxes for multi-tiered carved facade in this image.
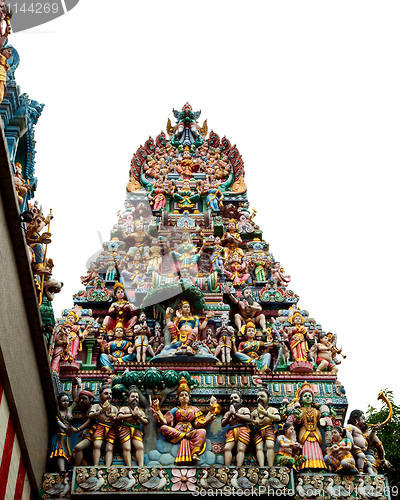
[40,104,392,499]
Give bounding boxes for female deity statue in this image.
[292,382,327,470]
[103,283,137,333]
[276,422,307,469]
[49,392,78,472]
[175,147,201,179]
[234,321,276,372]
[166,300,212,356]
[203,179,224,212]
[224,249,251,287]
[172,180,200,212]
[288,312,309,362]
[98,322,136,371]
[121,253,146,287]
[151,377,216,464]
[221,219,242,259]
[324,426,357,473]
[149,180,168,211]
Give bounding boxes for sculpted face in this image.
[257,390,269,407]
[78,394,92,407]
[332,428,341,443]
[215,237,221,245]
[301,391,313,405]
[128,391,139,405]
[182,181,190,190]
[179,390,190,405]
[246,326,256,339]
[139,312,146,322]
[116,287,125,300]
[134,253,142,262]
[293,315,302,325]
[357,413,367,430]
[114,327,125,338]
[101,388,112,402]
[230,392,241,404]
[59,395,69,409]
[243,288,252,299]
[221,313,228,325]
[285,425,295,438]
[228,221,236,231]
[181,303,191,316]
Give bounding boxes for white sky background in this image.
[10,1,400,414]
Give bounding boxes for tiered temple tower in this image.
[39,104,391,498]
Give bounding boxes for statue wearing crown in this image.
[151,377,217,465]
[165,300,201,356]
[103,282,137,334]
[175,146,201,179]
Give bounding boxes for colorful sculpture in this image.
[87,384,118,467]
[116,388,148,466]
[276,423,307,469]
[288,312,309,362]
[152,377,216,464]
[234,320,275,372]
[172,180,200,212]
[251,389,281,467]
[324,426,357,473]
[221,390,251,466]
[103,283,137,333]
[292,382,327,470]
[225,285,267,334]
[98,323,136,371]
[49,393,78,472]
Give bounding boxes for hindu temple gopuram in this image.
[0,29,395,495]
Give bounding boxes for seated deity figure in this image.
[234,320,276,373]
[103,283,137,334]
[172,180,200,212]
[175,147,201,179]
[276,423,307,469]
[98,322,136,371]
[151,377,216,465]
[203,179,224,212]
[324,426,357,473]
[224,248,251,287]
[26,210,53,275]
[165,301,213,356]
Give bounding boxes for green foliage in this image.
[366,390,400,491]
[113,368,199,394]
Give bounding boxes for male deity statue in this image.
[224,285,267,333]
[87,384,118,467]
[221,390,251,466]
[346,409,389,474]
[251,389,281,467]
[117,388,148,466]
